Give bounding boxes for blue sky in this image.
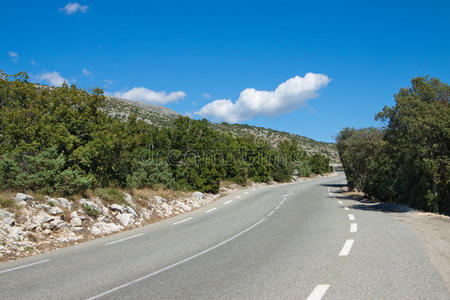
[1,0,449,142]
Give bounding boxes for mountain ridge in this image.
[103,96,339,163]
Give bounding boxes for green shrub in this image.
[55,168,93,195]
[0,153,20,190]
[82,203,99,218]
[126,159,174,189]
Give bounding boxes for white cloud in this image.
[8,51,18,62]
[38,71,68,87]
[82,68,91,76]
[196,73,330,123]
[203,93,212,99]
[111,87,186,105]
[60,2,89,15]
[104,79,113,85]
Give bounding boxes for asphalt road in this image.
[0,172,448,299]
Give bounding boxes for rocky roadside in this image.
[0,190,221,262]
[0,173,336,262]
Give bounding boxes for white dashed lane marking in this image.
[106,233,144,246]
[339,239,354,256]
[307,284,330,300]
[224,200,232,205]
[206,207,217,213]
[236,195,242,199]
[350,223,358,233]
[348,214,355,221]
[0,260,50,275]
[172,217,193,225]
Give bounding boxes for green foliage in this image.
[95,188,125,205]
[127,159,174,189]
[308,153,332,175]
[0,148,92,195]
[337,76,449,214]
[0,71,333,196]
[82,203,99,218]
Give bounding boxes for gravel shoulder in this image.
[394,212,450,293]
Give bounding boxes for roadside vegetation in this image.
[0,71,332,197]
[336,77,449,214]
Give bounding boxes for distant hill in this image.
[103,96,339,163]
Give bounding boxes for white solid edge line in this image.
[0,259,50,275]
[337,200,343,204]
[236,195,242,199]
[348,214,355,221]
[172,217,193,225]
[344,207,350,211]
[87,218,267,300]
[307,284,330,300]
[275,205,281,210]
[339,239,354,256]
[268,210,275,217]
[106,233,144,246]
[350,223,358,233]
[206,207,217,213]
[224,200,232,205]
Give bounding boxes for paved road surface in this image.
[0,173,448,299]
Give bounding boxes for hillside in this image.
[103,96,339,163]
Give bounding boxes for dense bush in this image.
[0,71,332,195]
[0,147,92,195]
[126,159,174,189]
[337,77,449,214]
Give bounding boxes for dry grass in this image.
[0,191,16,210]
[220,180,247,189]
[341,187,370,202]
[131,188,191,205]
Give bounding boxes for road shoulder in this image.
[394,212,450,293]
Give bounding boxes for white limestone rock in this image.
[124,193,137,210]
[1,217,15,227]
[192,191,205,200]
[154,196,167,204]
[140,208,152,220]
[90,222,123,236]
[79,199,100,211]
[117,213,134,227]
[46,197,60,207]
[0,209,15,219]
[110,204,125,213]
[57,198,72,209]
[14,193,33,204]
[32,211,53,226]
[49,207,64,215]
